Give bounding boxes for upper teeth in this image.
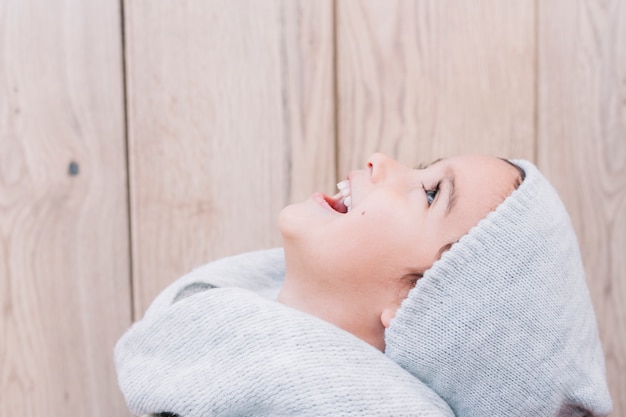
[337,180,352,212]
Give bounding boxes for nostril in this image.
[367,153,386,180]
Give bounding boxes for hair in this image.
[500,158,526,188]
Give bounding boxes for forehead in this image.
[429,154,518,182]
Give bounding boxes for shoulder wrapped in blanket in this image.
[116,160,612,416]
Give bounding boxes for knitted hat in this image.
[385,160,613,416]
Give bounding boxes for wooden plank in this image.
[0,0,131,415]
[538,0,626,413]
[124,0,335,315]
[336,0,535,171]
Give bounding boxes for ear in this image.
[380,308,396,328]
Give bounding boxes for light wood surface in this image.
[2,0,624,414]
[336,0,535,172]
[0,0,131,415]
[123,0,335,315]
[538,0,626,414]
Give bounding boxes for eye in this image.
[425,189,437,205]
[423,181,440,206]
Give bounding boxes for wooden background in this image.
[1,0,624,415]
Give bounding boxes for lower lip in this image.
[312,192,334,211]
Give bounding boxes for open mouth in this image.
[324,193,349,213]
[314,180,353,214]
[325,180,353,213]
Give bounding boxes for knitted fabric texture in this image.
[115,161,612,416]
[115,250,453,416]
[386,160,612,416]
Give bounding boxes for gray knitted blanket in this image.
[115,251,453,416]
[116,160,612,416]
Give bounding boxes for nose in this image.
[366,153,403,183]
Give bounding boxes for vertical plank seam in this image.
[279,2,293,205]
[533,0,540,165]
[332,0,340,177]
[119,0,136,322]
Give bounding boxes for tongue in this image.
[327,194,348,214]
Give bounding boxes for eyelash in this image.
[423,181,441,206]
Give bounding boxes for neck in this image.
[277,263,386,351]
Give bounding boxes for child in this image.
[277,153,525,351]
[115,154,612,417]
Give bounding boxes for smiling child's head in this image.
[277,153,524,351]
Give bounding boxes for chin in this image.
[278,204,298,240]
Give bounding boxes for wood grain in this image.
[336,0,535,172]
[0,0,131,415]
[3,1,623,414]
[124,0,335,316]
[538,0,626,414]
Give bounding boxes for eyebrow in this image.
[443,166,457,217]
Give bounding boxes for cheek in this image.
[358,209,445,277]
[359,205,422,240]
[341,209,424,265]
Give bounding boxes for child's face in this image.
[278,153,521,351]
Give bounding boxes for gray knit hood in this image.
[115,160,612,416]
[385,160,612,416]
